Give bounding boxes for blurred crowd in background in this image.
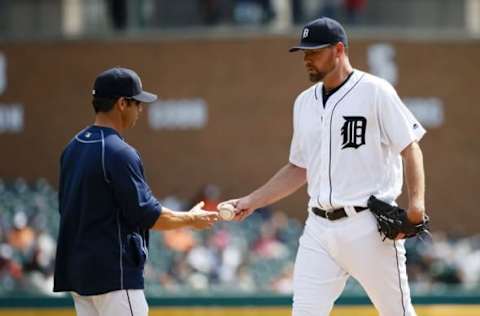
[0,0,369,39]
[1,0,475,39]
[105,0,368,30]
[0,178,479,296]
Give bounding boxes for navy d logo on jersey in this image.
[341,116,367,149]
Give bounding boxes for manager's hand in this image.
[153,201,219,231]
[188,201,219,229]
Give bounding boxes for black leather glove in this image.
[367,195,430,241]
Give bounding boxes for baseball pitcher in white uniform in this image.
[221,17,428,315]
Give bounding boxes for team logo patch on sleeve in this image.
[341,116,367,149]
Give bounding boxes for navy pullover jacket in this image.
[53,126,162,295]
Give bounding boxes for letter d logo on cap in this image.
[302,28,309,39]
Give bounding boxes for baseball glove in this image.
[367,195,430,241]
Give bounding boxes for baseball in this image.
[217,203,236,221]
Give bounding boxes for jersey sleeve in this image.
[289,98,306,168]
[108,147,162,230]
[377,81,426,153]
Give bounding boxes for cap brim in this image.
[132,91,157,103]
[289,43,332,52]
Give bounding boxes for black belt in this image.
[312,206,368,221]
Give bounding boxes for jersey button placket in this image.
[318,105,330,209]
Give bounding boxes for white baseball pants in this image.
[72,290,148,316]
[292,209,416,316]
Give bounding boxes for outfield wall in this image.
[0,37,478,232]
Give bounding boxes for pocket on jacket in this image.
[127,232,147,267]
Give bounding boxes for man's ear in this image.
[335,42,345,56]
[116,97,126,111]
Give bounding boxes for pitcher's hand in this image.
[219,197,256,221]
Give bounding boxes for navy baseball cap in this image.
[92,67,157,103]
[289,17,348,52]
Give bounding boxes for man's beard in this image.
[309,71,327,83]
[307,58,335,83]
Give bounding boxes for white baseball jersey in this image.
[289,69,425,210]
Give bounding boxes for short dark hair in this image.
[92,97,118,113]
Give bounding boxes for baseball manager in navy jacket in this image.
[54,67,219,316]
